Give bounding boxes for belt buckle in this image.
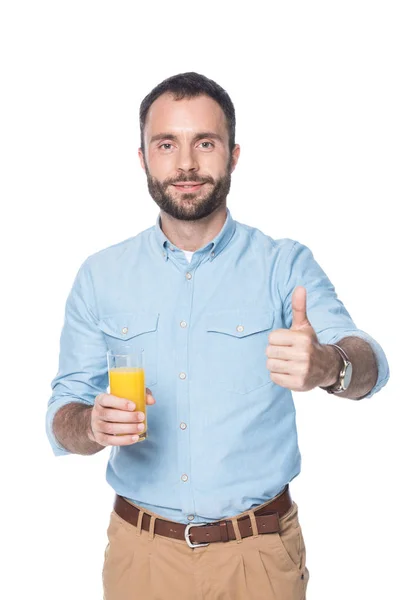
[184,522,210,548]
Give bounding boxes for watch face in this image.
[343,362,353,389]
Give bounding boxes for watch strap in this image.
[320,344,351,394]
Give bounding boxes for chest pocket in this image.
[206,310,275,395]
[98,312,159,387]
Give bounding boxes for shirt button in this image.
[180,422,187,430]
[186,272,192,280]
[236,325,244,333]
[187,515,195,521]
[211,251,215,257]
[122,327,128,334]
[180,321,187,328]
[179,372,187,380]
[181,474,188,482]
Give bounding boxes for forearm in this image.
[321,336,378,400]
[52,402,104,455]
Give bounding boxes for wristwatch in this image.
[320,344,353,394]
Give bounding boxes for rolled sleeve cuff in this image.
[321,329,390,399]
[45,397,93,456]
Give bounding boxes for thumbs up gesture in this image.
[265,286,337,391]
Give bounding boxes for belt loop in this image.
[231,517,242,544]
[136,509,144,537]
[148,515,156,541]
[248,511,259,538]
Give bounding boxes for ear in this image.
[138,147,146,171]
[230,144,241,173]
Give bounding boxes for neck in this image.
[159,205,227,251]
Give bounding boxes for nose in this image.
[176,146,199,174]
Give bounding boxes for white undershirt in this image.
[182,250,194,263]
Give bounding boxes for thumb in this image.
[146,388,156,404]
[290,286,312,330]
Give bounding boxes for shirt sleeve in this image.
[45,259,108,456]
[279,241,390,399]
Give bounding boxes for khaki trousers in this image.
[103,496,310,600]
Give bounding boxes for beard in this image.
[144,158,232,222]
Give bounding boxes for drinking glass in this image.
[106,349,147,442]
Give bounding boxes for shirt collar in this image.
[154,208,237,262]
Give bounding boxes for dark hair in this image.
[139,72,236,152]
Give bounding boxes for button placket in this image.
[175,261,196,519]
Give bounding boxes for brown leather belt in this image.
[113,485,292,548]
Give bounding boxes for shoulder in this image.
[234,218,300,258]
[81,225,154,273]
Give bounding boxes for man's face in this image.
[138,93,240,221]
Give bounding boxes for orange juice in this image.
[109,367,146,441]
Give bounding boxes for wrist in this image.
[85,406,96,442]
[320,344,343,388]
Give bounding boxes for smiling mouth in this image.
[172,183,206,192]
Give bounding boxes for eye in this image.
[159,143,173,151]
[199,141,214,149]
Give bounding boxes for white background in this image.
[1,1,399,598]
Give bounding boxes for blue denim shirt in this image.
[46,209,389,524]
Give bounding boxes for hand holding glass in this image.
[107,349,147,442]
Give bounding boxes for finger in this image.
[291,286,311,330]
[95,408,145,423]
[98,433,141,446]
[266,358,293,374]
[265,345,302,360]
[270,372,309,391]
[96,420,146,436]
[268,329,296,346]
[146,388,156,405]
[96,393,136,412]
[270,372,295,388]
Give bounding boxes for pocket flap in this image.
[206,310,274,338]
[98,312,159,340]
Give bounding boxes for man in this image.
[46,72,390,600]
